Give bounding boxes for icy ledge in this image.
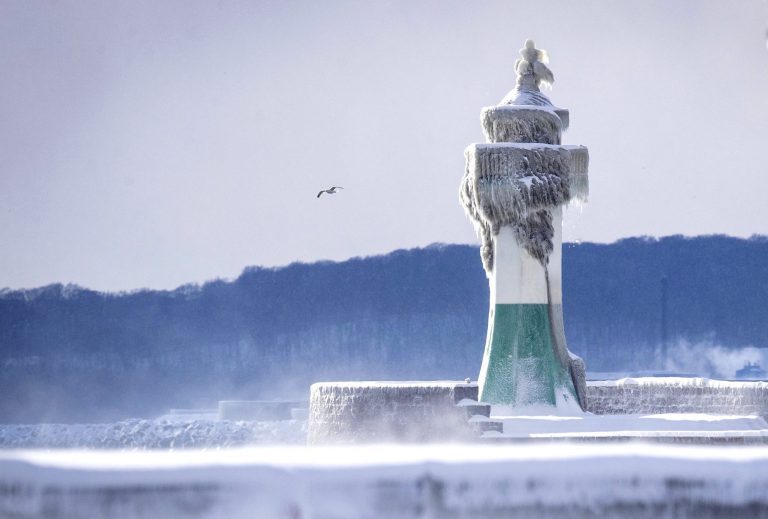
[590,377,768,388]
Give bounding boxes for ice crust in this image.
[461,143,589,271]
[481,105,562,144]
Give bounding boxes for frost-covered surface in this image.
[0,419,307,449]
[312,380,475,388]
[587,378,768,419]
[309,381,478,444]
[3,444,768,518]
[460,40,588,272]
[461,144,588,270]
[590,377,768,388]
[481,105,562,144]
[310,379,768,444]
[490,412,768,441]
[14,379,758,449]
[569,351,588,409]
[501,40,556,106]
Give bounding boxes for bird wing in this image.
[332,186,344,190]
[317,190,326,198]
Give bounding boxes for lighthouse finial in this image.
[514,39,553,90]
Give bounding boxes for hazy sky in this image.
[2,0,767,291]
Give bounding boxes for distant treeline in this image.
[1,235,766,423]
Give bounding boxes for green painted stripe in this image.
[478,303,577,407]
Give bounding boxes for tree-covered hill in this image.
[2,235,766,422]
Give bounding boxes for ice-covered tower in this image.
[460,40,589,413]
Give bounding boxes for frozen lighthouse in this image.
[461,40,590,413]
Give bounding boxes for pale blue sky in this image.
[2,0,767,291]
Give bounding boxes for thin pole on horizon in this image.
[660,275,669,370]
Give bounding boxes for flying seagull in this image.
[317,186,344,198]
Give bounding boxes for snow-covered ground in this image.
[487,412,768,440]
[4,413,767,448]
[0,419,307,449]
[2,444,768,518]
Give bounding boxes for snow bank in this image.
[0,419,306,449]
[2,444,768,518]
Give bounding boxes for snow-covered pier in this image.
[308,379,768,444]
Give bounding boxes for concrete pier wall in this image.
[309,379,768,444]
[308,382,480,444]
[587,378,768,420]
